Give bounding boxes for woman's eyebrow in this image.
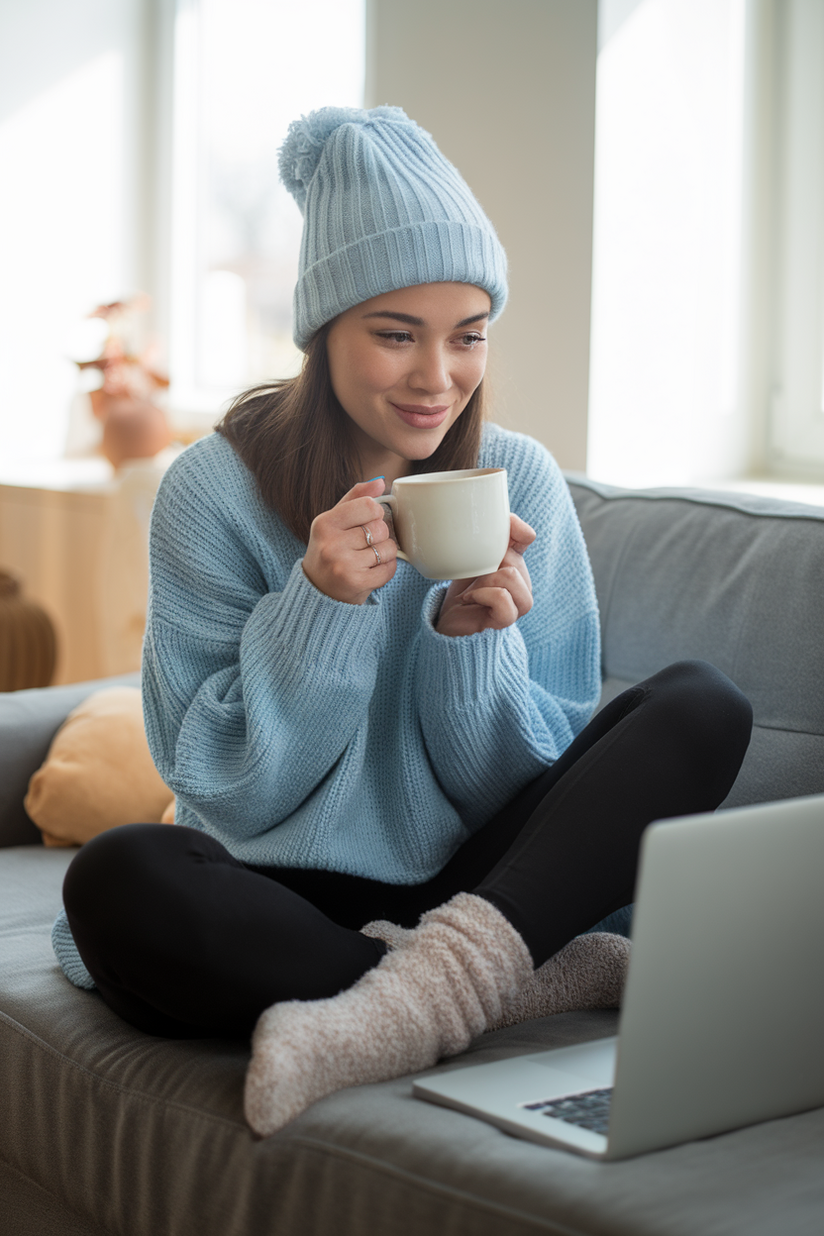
[361,311,425,325]
[361,310,490,327]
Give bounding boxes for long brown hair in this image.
[217,321,487,543]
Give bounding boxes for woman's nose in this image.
[408,346,450,394]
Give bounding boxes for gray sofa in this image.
[2,475,823,1236]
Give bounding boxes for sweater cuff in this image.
[417,584,530,706]
[242,560,387,687]
[52,909,96,991]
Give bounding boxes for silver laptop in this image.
[413,794,824,1159]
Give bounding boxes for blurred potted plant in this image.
[75,294,172,469]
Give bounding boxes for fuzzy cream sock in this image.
[361,921,631,1030]
[491,931,630,1027]
[244,892,532,1137]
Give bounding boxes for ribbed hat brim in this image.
[294,221,507,349]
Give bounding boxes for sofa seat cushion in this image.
[3,847,824,1236]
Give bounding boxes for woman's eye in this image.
[376,331,413,344]
[458,333,486,348]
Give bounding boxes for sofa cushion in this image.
[24,687,173,847]
[0,673,141,848]
[2,845,824,1236]
[568,478,824,807]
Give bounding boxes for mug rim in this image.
[393,467,505,487]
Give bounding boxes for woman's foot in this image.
[244,892,532,1136]
[362,920,631,1029]
[491,931,630,1029]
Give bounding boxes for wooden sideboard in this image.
[0,454,176,685]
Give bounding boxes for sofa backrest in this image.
[568,476,824,810]
[2,482,822,843]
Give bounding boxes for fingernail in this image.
[365,475,385,481]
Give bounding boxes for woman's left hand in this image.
[435,514,536,637]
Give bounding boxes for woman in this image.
[58,107,752,1136]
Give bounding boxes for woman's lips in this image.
[390,402,450,429]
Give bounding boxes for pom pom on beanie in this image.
[279,106,412,214]
[278,105,508,349]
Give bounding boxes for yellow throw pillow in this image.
[24,687,175,847]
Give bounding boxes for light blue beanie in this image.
[278,106,508,350]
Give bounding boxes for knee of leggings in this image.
[63,823,168,929]
[651,659,753,772]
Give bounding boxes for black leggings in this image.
[63,660,752,1038]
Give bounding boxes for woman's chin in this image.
[394,427,454,462]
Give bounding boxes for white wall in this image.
[366,0,598,470]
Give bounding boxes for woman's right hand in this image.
[302,479,399,605]
[435,513,536,637]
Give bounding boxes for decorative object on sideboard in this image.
[0,570,57,692]
[74,294,173,469]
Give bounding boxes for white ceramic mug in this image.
[376,468,510,581]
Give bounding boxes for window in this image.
[168,0,365,428]
[588,0,824,489]
[0,0,141,464]
[588,0,747,488]
[766,0,824,475]
[0,0,364,463]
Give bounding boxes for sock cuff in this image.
[418,891,534,1001]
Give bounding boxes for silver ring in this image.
[362,526,374,547]
[371,546,381,564]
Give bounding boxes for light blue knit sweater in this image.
[52,423,601,987]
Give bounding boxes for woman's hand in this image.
[435,514,536,637]
[302,479,398,605]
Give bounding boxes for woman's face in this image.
[326,282,490,479]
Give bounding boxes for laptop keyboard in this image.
[521,1087,613,1135]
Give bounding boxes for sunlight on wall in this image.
[588,0,746,488]
[0,52,125,463]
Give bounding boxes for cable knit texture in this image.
[52,423,601,989]
[244,892,534,1136]
[141,423,599,870]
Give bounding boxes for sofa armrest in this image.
[0,673,141,848]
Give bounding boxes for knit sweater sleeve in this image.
[142,439,387,845]
[413,429,601,830]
